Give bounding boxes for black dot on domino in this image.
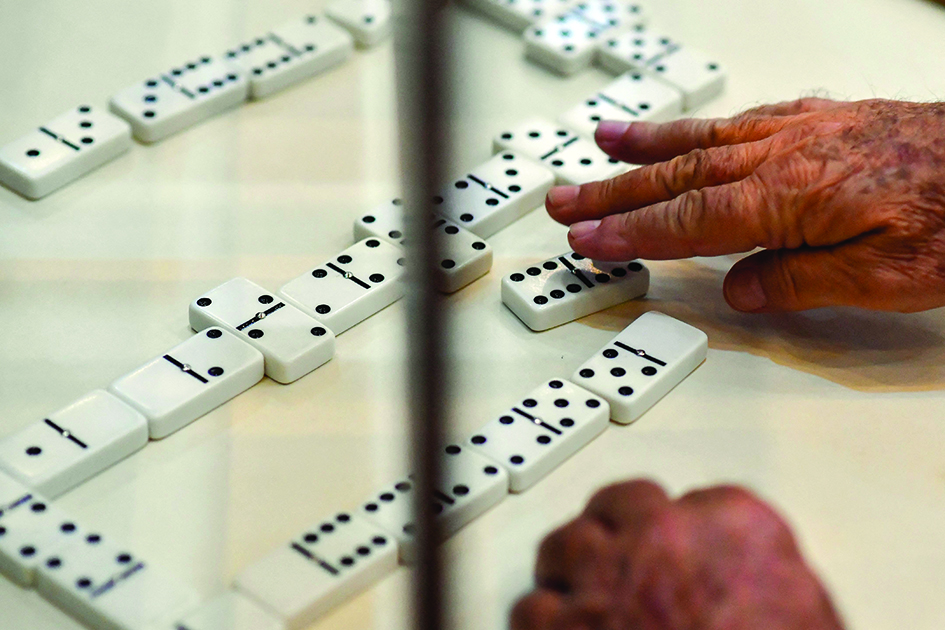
[551,290,565,299]
[537,436,551,445]
[472,242,486,250]
[586,399,601,408]
[311,327,327,337]
[596,273,610,283]
[613,268,626,277]
[441,259,455,269]
[338,254,353,263]
[523,398,537,408]
[629,262,643,272]
[552,159,564,167]
[619,386,634,396]
[603,349,617,358]
[26,149,40,157]
[543,261,557,270]
[460,213,473,222]
[453,485,469,496]
[580,158,592,166]
[197,297,211,307]
[510,455,524,465]
[26,446,41,456]
[258,295,273,304]
[500,416,513,425]
[380,492,395,502]
[248,329,263,339]
[304,532,318,543]
[337,513,351,523]
[486,198,499,206]
[208,367,224,377]
[567,284,581,293]
[554,398,568,408]
[455,180,469,189]
[579,368,595,378]
[642,366,657,376]
[369,273,385,283]
[445,226,458,235]
[316,304,331,314]
[19,546,35,557]
[396,481,411,492]
[366,239,380,248]
[340,557,354,567]
[357,546,371,556]
[561,418,574,428]
[527,267,541,276]
[510,273,525,282]
[484,465,499,475]
[313,269,328,278]
[207,329,222,339]
[549,380,563,389]
[445,445,461,455]
[611,367,625,377]
[471,435,486,445]
[320,522,335,533]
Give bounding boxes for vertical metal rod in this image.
[393,0,449,627]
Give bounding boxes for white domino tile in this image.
[234,513,397,629]
[109,56,248,143]
[189,277,335,384]
[559,71,684,138]
[279,237,406,334]
[357,444,510,563]
[435,152,554,238]
[326,0,392,47]
[502,252,649,331]
[571,311,708,424]
[596,22,679,74]
[0,390,147,499]
[36,531,199,630]
[459,0,576,32]
[0,104,131,200]
[0,492,85,586]
[159,590,285,630]
[466,379,609,491]
[109,328,264,439]
[353,199,493,293]
[224,16,354,99]
[646,47,726,110]
[493,117,625,184]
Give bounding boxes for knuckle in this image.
[592,479,665,507]
[510,594,556,629]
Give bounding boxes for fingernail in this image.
[595,120,631,144]
[726,269,767,311]
[546,185,580,209]
[569,219,601,240]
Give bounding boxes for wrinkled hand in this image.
[545,98,945,313]
[511,480,844,630]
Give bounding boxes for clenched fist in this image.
[545,98,945,313]
[511,480,844,630]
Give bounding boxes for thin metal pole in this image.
[392,0,449,627]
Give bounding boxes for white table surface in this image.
[2,0,945,628]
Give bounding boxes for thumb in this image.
[723,248,857,312]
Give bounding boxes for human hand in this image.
[511,480,844,630]
[544,98,945,313]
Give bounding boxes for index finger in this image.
[595,114,793,164]
[566,176,771,261]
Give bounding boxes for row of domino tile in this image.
[0,0,392,200]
